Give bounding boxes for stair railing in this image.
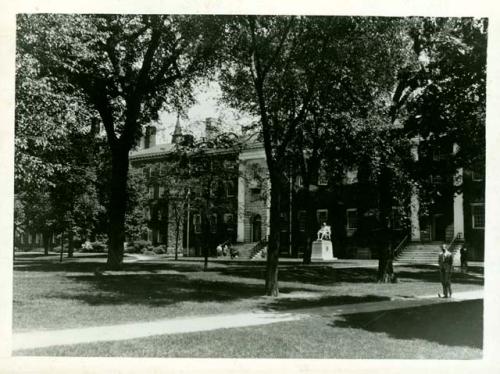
[447,233,462,254]
[393,234,409,260]
[249,239,268,259]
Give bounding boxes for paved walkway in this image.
[12,289,483,351]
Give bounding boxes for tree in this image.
[17,14,224,269]
[124,167,149,243]
[171,131,240,270]
[15,36,104,256]
[393,18,487,197]
[287,17,411,264]
[220,16,411,295]
[357,17,487,281]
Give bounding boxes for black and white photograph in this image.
[1,1,499,372]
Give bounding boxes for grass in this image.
[12,253,484,358]
[16,299,482,359]
[13,254,483,331]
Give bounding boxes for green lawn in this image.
[17,299,482,359]
[13,253,484,358]
[13,254,483,331]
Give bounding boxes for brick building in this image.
[130,120,485,260]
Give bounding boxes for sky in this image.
[155,81,255,144]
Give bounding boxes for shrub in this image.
[90,241,107,253]
[80,241,107,253]
[153,245,166,255]
[125,240,152,253]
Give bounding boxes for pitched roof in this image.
[129,143,176,160]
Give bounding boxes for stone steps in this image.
[396,242,442,264]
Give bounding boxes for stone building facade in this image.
[128,121,485,260]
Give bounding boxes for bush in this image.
[125,240,152,253]
[153,245,166,255]
[81,241,107,253]
[91,241,107,252]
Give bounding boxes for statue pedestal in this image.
[311,240,336,261]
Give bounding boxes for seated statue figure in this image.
[317,222,332,241]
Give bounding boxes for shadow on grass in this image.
[216,265,482,286]
[45,273,311,307]
[262,294,390,312]
[330,299,483,349]
[13,260,204,274]
[14,258,483,287]
[216,266,376,285]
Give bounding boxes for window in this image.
[158,209,162,221]
[472,169,484,182]
[471,204,485,229]
[430,175,443,184]
[391,207,403,229]
[318,167,328,186]
[210,213,218,234]
[316,209,328,225]
[210,181,219,197]
[346,209,358,230]
[296,175,303,188]
[280,212,288,232]
[344,168,358,185]
[223,160,235,170]
[223,213,234,224]
[148,186,154,199]
[143,166,151,179]
[432,148,448,161]
[226,181,236,197]
[298,210,307,232]
[193,214,202,234]
[159,185,165,197]
[144,207,151,220]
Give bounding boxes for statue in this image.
[317,222,331,241]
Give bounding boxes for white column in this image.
[453,143,465,240]
[410,137,421,241]
[237,162,246,243]
[410,186,421,241]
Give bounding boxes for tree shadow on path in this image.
[261,294,390,312]
[329,299,483,349]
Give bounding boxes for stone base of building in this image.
[311,240,336,261]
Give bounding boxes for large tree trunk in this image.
[302,187,315,264]
[377,166,395,283]
[106,144,129,270]
[265,174,282,296]
[42,231,51,256]
[174,218,180,261]
[67,230,74,258]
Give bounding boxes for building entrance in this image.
[252,215,262,242]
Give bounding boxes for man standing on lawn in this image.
[438,243,453,298]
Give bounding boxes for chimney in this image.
[143,125,157,149]
[205,117,218,141]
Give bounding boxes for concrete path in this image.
[13,311,303,351]
[12,288,483,352]
[293,289,484,317]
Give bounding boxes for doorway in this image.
[432,214,446,241]
[252,215,262,242]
